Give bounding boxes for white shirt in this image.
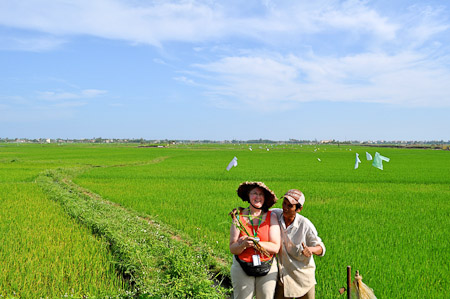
[271,208,326,298]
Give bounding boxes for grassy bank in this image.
[36,166,229,298]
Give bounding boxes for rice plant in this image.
[0,182,127,298]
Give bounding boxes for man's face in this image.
[282,198,299,217]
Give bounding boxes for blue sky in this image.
[1,0,449,141]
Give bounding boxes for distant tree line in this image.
[1,137,449,148]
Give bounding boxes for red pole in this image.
[347,266,351,299]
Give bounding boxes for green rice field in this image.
[1,143,449,298]
[0,157,127,297]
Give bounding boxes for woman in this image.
[229,181,281,299]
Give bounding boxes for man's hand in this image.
[301,242,312,257]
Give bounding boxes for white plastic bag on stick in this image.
[226,157,238,171]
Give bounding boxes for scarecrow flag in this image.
[366,152,373,161]
[354,153,361,169]
[226,157,238,171]
[372,152,390,170]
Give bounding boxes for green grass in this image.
[36,167,228,298]
[1,143,449,298]
[0,182,126,298]
[74,144,450,298]
[0,144,130,298]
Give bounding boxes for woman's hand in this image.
[239,236,256,250]
[230,223,257,254]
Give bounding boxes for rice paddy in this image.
[1,143,449,298]
[0,174,127,298]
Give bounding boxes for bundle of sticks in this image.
[352,270,377,299]
[229,207,271,258]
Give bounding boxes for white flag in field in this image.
[372,152,390,170]
[226,157,238,171]
[366,152,373,161]
[354,153,361,169]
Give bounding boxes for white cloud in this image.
[0,0,400,47]
[37,91,79,101]
[109,103,124,107]
[0,0,225,47]
[1,0,449,111]
[192,50,450,109]
[0,35,66,52]
[37,89,107,101]
[81,89,108,97]
[0,95,30,105]
[318,0,398,39]
[0,88,108,122]
[400,5,450,49]
[52,101,87,108]
[153,58,167,65]
[174,76,197,86]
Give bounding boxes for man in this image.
[271,189,325,299]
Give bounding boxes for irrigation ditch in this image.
[35,160,232,298]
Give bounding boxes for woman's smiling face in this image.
[249,187,265,208]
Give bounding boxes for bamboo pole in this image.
[347,266,351,299]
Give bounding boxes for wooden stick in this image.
[347,266,351,299]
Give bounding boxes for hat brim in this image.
[237,181,278,208]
